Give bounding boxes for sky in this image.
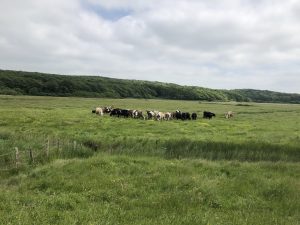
[0,0,300,93]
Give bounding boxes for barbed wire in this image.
[0,168,13,172]
[0,151,14,158]
[0,137,82,171]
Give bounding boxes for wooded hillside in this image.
[1,69,299,103]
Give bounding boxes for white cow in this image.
[225,111,234,119]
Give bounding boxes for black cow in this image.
[110,108,121,117]
[120,109,130,118]
[110,108,130,118]
[203,111,215,119]
[175,110,182,120]
[191,113,197,120]
[181,112,191,120]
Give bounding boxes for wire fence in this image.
[0,137,90,173]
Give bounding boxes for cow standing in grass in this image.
[147,110,155,120]
[164,112,172,121]
[225,111,234,119]
[191,113,197,120]
[156,112,165,121]
[128,109,136,118]
[203,111,215,119]
[103,106,112,114]
[110,108,121,117]
[175,110,182,120]
[92,107,103,116]
[134,110,145,120]
[181,112,191,120]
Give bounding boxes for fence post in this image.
[73,141,77,151]
[15,147,20,168]
[29,148,34,163]
[46,137,50,158]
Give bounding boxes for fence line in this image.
[0,151,14,158]
[0,168,12,171]
[0,137,89,172]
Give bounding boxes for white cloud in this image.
[0,0,300,93]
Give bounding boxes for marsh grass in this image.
[0,95,300,168]
[0,95,299,224]
[0,154,299,225]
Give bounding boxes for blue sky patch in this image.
[82,2,132,21]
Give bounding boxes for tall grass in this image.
[0,154,299,225]
[0,95,299,224]
[0,95,300,171]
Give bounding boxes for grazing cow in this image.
[120,109,130,118]
[128,109,137,118]
[153,111,159,117]
[225,111,234,119]
[110,108,130,118]
[135,110,145,120]
[181,112,191,120]
[164,112,172,121]
[191,113,197,120]
[103,106,112,114]
[156,112,165,121]
[147,110,155,119]
[175,110,182,120]
[171,112,177,119]
[203,111,215,119]
[110,108,121,117]
[93,107,103,116]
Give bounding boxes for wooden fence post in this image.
[46,137,50,158]
[57,139,60,151]
[29,148,34,163]
[15,147,20,168]
[73,141,77,151]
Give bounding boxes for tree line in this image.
[0,69,299,103]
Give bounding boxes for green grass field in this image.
[0,95,299,224]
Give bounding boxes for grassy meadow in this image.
[0,95,299,224]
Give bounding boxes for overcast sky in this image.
[1,0,300,93]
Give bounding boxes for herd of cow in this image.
[92,106,234,121]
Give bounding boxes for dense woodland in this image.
[1,69,300,103]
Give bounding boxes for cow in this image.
[175,110,182,120]
[128,109,137,118]
[181,112,191,120]
[171,112,177,119]
[191,112,197,120]
[110,108,121,117]
[103,106,112,114]
[134,110,145,120]
[203,111,215,119]
[147,110,155,120]
[153,111,159,117]
[156,112,165,121]
[225,111,234,119]
[164,112,172,121]
[92,107,103,116]
[120,109,130,118]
